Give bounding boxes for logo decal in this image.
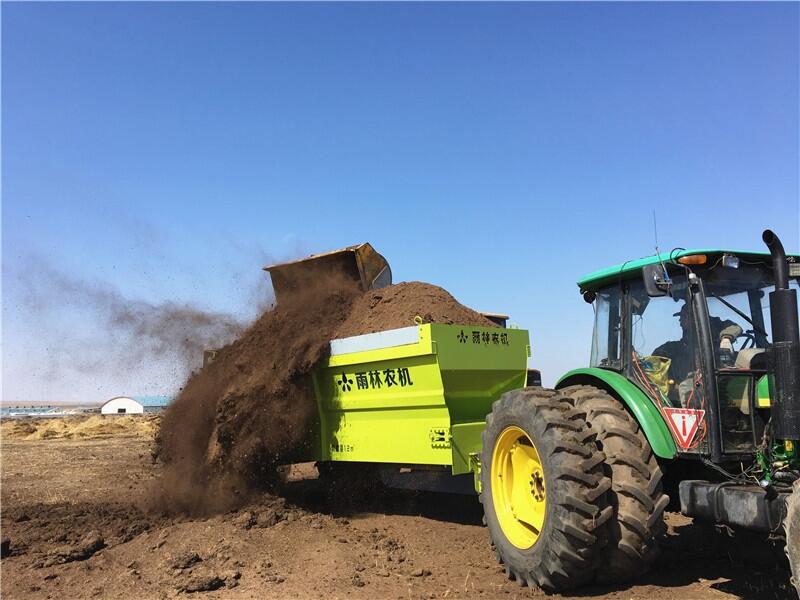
[337,373,353,392]
[336,368,414,393]
[458,329,511,346]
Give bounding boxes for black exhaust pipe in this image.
[762,230,800,440]
[764,230,790,290]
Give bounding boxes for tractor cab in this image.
[579,247,800,461]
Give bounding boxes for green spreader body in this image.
[308,323,530,483]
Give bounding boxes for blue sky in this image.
[3,2,798,403]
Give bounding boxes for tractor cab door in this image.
[625,276,711,454]
[702,262,800,455]
[589,276,712,454]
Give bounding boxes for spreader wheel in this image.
[480,387,612,591]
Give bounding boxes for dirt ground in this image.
[1,421,796,600]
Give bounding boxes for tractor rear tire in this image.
[784,480,800,596]
[480,387,613,591]
[561,384,669,583]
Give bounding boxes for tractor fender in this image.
[556,368,677,459]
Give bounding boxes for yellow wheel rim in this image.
[491,425,547,549]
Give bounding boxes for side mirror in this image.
[642,263,671,297]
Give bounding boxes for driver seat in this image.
[735,348,766,370]
[728,349,766,415]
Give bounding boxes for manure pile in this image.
[153,280,496,514]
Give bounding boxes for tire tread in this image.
[480,386,612,592]
[560,384,669,583]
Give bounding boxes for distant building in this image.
[100,395,172,415]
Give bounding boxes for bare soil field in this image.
[1,419,796,600]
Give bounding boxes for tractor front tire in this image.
[561,385,670,583]
[784,479,800,596]
[480,387,612,591]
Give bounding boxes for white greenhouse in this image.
[100,396,172,415]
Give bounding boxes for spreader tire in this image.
[561,385,669,583]
[784,480,800,596]
[480,387,612,591]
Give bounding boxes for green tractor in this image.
[482,230,800,590]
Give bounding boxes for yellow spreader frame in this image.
[491,426,547,549]
[307,323,531,487]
